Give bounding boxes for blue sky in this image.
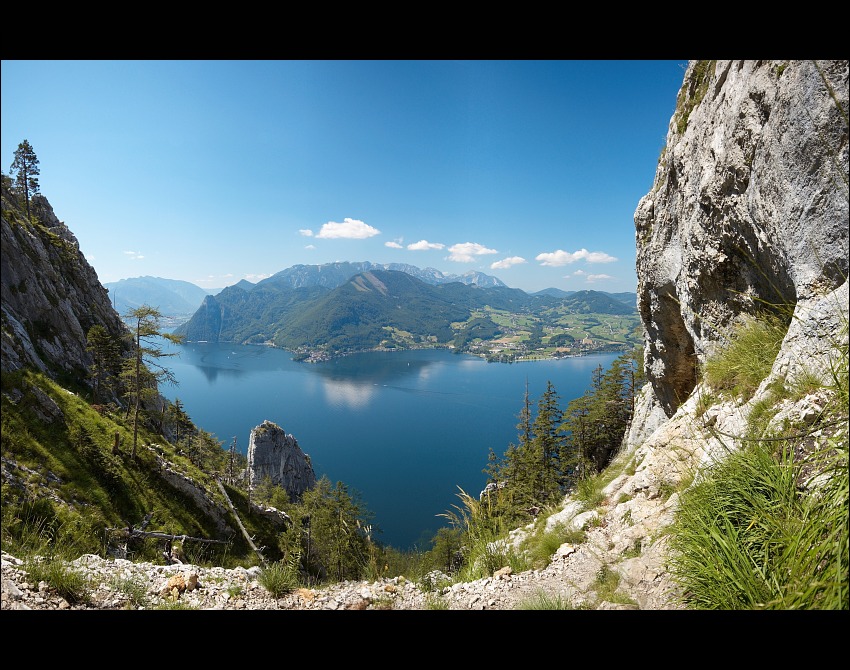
[2,60,687,294]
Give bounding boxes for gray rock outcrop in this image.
[634,59,848,418]
[1,193,129,381]
[246,420,317,500]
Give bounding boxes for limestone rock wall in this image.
[247,420,317,500]
[1,191,129,382]
[634,59,848,418]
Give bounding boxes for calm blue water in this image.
[159,342,620,551]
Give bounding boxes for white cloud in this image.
[246,273,272,282]
[407,240,445,251]
[385,241,403,249]
[299,229,313,237]
[447,242,498,263]
[563,269,614,284]
[123,250,144,260]
[315,218,380,239]
[490,256,526,270]
[535,248,617,266]
[305,244,316,250]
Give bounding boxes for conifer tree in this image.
[168,398,192,445]
[517,378,533,448]
[228,437,238,485]
[560,393,592,486]
[531,380,564,505]
[425,526,464,575]
[121,304,183,459]
[301,476,371,582]
[560,348,645,478]
[86,324,122,402]
[10,140,40,220]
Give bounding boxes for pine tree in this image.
[517,377,532,448]
[502,381,541,517]
[228,437,238,485]
[425,526,464,575]
[560,349,645,479]
[560,393,592,486]
[10,140,40,220]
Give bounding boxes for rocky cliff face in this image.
[1,189,129,382]
[591,59,848,607]
[633,59,848,422]
[246,420,317,500]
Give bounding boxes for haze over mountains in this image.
[103,276,214,318]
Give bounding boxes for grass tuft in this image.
[258,557,301,598]
[702,311,788,401]
[23,557,91,605]
[515,589,575,610]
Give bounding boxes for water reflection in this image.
[311,351,455,409]
[168,342,454,403]
[169,342,300,383]
[310,349,441,384]
[321,379,377,410]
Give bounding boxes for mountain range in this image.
[261,261,508,290]
[168,262,637,355]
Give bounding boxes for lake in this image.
[159,342,621,551]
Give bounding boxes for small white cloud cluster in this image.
[300,218,381,240]
[535,248,617,266]
[447,242,497,263]
[407,240,445,251]
[491,256,526,270]
[290,216,621,286]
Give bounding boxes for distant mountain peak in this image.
[263,261,506,290]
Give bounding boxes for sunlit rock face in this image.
[247,420,317,501]
[1,192,129,381]
[634,59,848,418]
